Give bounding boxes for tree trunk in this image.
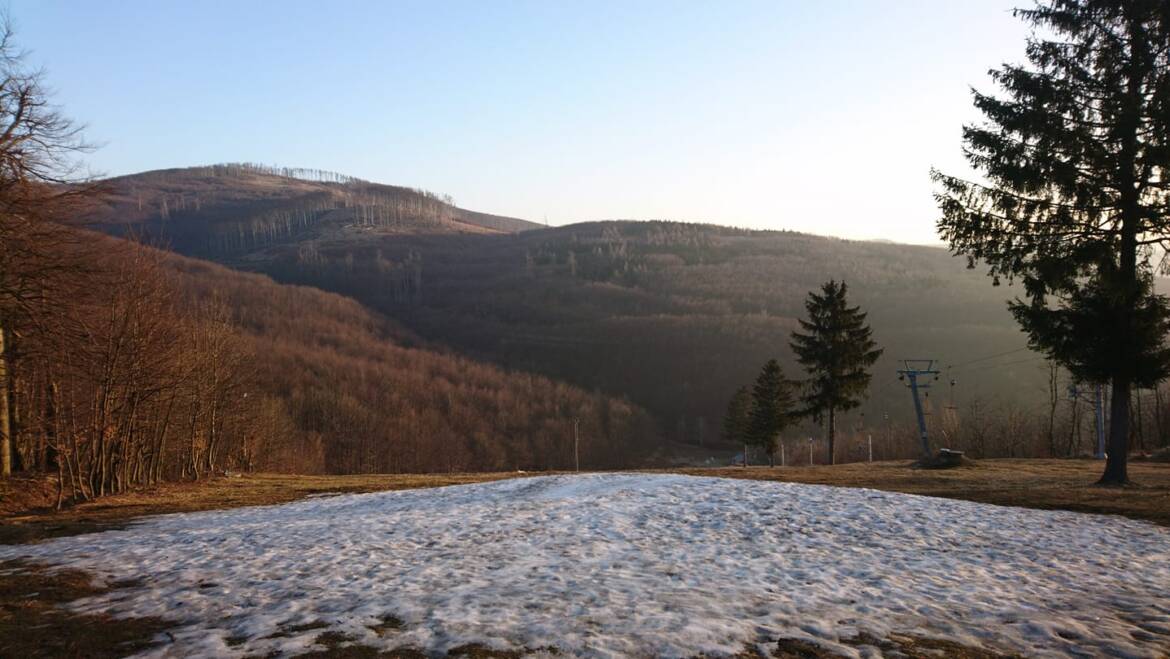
[1047,363,1059,456]
[1157,385,1168,448]
[1099,377,1130,485]
[1100,9,1142,487]
[1134,387,1144,451]
[0,323,11,477]
[44,382,59,471]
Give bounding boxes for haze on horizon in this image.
[16,1,1028,245]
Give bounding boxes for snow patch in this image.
[2,473,1168,658]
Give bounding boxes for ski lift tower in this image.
[897,359,941,457]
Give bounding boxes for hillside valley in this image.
[84,165,1064,460]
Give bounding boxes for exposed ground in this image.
[1,460,1168,658]
[669,458,1170,528]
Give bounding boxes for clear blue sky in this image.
[14,1,1028,244]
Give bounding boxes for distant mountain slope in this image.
[245,220,1049,456]
[162,247,659,473]
[86,164,538,257]
[87,167,1057,460]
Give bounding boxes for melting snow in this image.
[2,473,1169,658]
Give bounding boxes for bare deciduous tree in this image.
[0,19,98,476]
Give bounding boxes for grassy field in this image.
[1,459,1167,658]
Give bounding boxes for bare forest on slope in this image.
[6,229,658,504]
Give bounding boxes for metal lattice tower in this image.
[897,359,941,457]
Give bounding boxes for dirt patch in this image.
[913,448,977,470]
[0,559,172,658]
[297,640,544,658]
[369,614,405,636]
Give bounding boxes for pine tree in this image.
[748,359,794,467]
[722,385,751,466]
[789,281,883,465]
[932,1,1170,485]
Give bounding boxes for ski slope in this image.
[3,474,1169,657]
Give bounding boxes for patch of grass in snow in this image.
[299,644,427,658]
[770,632,1018,659]
[446,643,530,657]
[264,619,331,638]
[224,633,250,647]
[369,613,404,635]
[297,638,532,658]
[0,559,171,658]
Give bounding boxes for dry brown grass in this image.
[662,458,1170,527]
[770,633,1018,659]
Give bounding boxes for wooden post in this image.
[573,417,580,473]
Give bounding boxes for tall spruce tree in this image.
[748,359,795,467]
[722,385,752,465]
[932,1,1170,484]
[789,281,883,465]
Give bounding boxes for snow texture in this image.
[2,473,1169,658]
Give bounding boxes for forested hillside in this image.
[249,221,1048,452]
[166,251,659,473]
[85,164,538,257]
[92,167,1170,461]
[5,229,659,502]
[86,168,1084,459]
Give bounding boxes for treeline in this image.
[198,162,369,185]
[940,367,1170,460]
[739,366,1170,465]
[8,240,257,499]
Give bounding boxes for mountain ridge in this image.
[84,164,541,259]
[79,167,1057,459]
